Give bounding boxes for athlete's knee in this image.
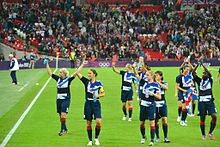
[211,114,217,121]
[150,120,155,127]
[96,119,101,125]
[61,113,67,119]
[140,121,145,127]
[162,117,167,124]
[128,100,132,105]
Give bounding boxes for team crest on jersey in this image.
[124,72,134,83]
[200,79,211,90]
[182,75,193,87]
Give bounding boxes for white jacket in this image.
[10,58,19,71]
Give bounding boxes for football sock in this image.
[150,126,155,142]
[209,118,216,134]
[122,105,127,116]
[155,123,159,139]
[60,118,66,131]
[178,106,182,117]
[192,103,196,114]
[140,124,146,139]
[162,123,168,138]
[128,107,133,118]
[181,108,187,121]
[87,126,92,141]
[95,124,101,138]
[200,121,205,136]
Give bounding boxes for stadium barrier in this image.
[1,59,219,70]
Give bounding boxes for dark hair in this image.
[155,70,164,80]
[90,69,98,77]
[183,64,190,70]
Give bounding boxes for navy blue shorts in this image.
[84,101,102,120]
[56,99,70,114]
[198,101,217,116]
[156,104,168,119]
[178,92,185,103]
[139,104,156,121]
[121,90,133,102]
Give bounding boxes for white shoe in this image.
[94,138,100,145]
[140,138,145,144]
[128,118,132,122]
[187,113,194,117]
[180,121,187,126]
[177,116,181,122]
[122,116,126,121]
[87,141,93,146]
[149,142,154,146]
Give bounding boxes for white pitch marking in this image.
[0,69,57,147]
[18,83,29,92]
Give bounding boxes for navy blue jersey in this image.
[155,81,168,108]
[120,71,136,91]
[142,82,161,102]
[139,78,148,99]
[52,74,75,99]
[80,76,104,101]
[194,75,214,102]
[156,81,168,101]
[176,74,194,90]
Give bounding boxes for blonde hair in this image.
[125,63,132,70]
[60,68,69,77]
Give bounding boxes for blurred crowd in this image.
[0,0,219,61]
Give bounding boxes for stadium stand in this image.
[0,0,219,61]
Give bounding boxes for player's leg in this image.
[162,116,170,143]
[198,102,206,140]
[192,100,196,116]
[121,91,127,120]
[155,107,160,142]
[122,102,127,120]
[86,120,93,145]
[161,103,170,143]
[59,112,67,136]
[149,105,156,146]
[139,105,147,144]
[200,115,206,140]
[94,102,102,145]
[155,118,160,142]
[94,118,101,145]
[177,100,182,122]
[208,113,217,140]
[180,100,188,126]
[127,90,133,121]
[128,100,133,121]
[59,99,70,136]
[208,101,217,140]
[84,102,93,145]
[149,120,155,146]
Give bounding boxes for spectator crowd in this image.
[0,0,219,61]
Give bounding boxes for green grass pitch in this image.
[0,67,219,147]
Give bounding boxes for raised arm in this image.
[72,60,88,77]
[157,81,168,91]
[201,63,212,77]
[46,62,52,76]
[192,63,199,75]
[188,60,194,71]
[132,62,141,80]
[112,66,120,74]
